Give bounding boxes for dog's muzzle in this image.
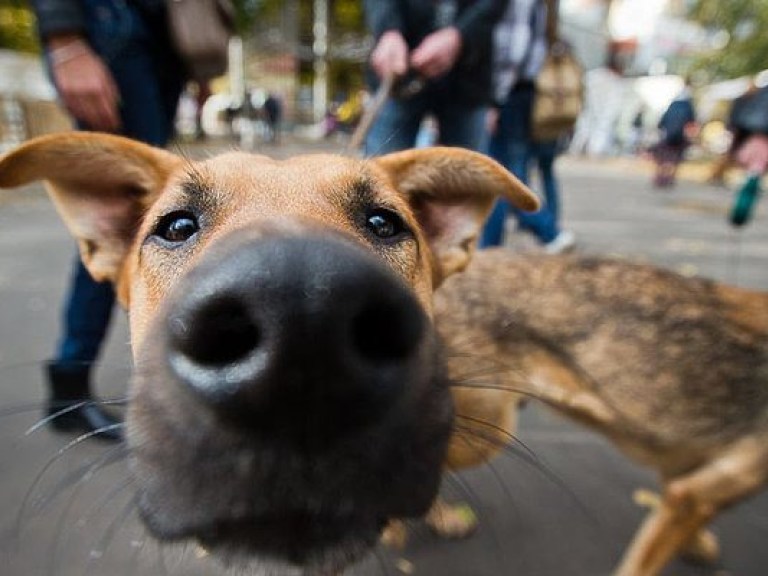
[128,235,454,572]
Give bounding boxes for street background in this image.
[0,136,766,576]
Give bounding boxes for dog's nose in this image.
[166,236,426,442]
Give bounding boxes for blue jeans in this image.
[532,139,560,222]
[54,0,184,365]
[479,83,559,248]
[364,84,487,155]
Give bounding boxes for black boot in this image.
[45,362,123,441]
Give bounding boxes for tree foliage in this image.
[0,0,40,53]
[687,0,768,80]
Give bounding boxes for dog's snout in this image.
[166,236,426,440]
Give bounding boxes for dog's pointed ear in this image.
[0,132,182,283]
[375,147,538,282]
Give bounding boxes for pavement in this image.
[0,135,766,576]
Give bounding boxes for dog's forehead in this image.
[197,151,378,193]
[158,151,401,217]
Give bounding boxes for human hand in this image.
[48,36,121,132]
[370,30,409,81]
[485,107,499,135]
[410,27,462,79]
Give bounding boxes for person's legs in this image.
[516,204,559,243]
[479,87,533,248]
[497,83,560,243]
[364,94,425,155]
[47,259,120,436]
[536,140,560,223]
[534,140,576,252]
[499,84,534,185]
[479,126,510,248]
[731,134,768,226]
[479,198,510,248]
[55,260,115,365]
[49,1,183,439]
[435,102,487,151]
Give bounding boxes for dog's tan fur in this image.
[436,251,768,576]
[2,133,766,576]
[0,132,536,575]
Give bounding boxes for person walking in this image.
[31,0,186,440]
[651,78,696,189]
[727,83,768,227]
[362,0,506,155]
[479,0,575,252]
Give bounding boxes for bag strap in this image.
[544,0,560,48]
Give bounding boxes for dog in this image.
[434,251,768,576]
[0,132,537,575]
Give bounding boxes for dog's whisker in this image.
[78,474,136,529]
[84,492,138,576]
[24,397,128,435]
[45,447,128,576]
[0,397,127,422]
[16,424,126,539]
[32,444,129,516]
[446,362,515,383]
[450,428,518,510]
[450,379,543,403]
[444,348,531,380]
[454,413,539,462]
[68,423,126,444]
[443,443,512,563]
[452,423,601,530]
[25,401,86,435]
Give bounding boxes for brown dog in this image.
[435,251,768,576]
[0,132,536,575]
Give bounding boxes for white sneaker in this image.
[544,230,576,254]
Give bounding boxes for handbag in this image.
[531,0,584,141]
[167,0,235,81]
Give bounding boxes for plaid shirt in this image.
[492,0,548,104]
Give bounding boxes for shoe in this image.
[730,174,761,227]
[45,362,123,441]
[544,230,576,254]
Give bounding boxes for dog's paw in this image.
[681,528,720,565]
[381,520,408,549]
[426,501,478,539]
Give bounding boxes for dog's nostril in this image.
[352,301,422,364]
[171,297,261,367]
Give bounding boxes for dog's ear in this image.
[375,147,538,281]
[0,132,182,283]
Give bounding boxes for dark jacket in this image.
[658,95,695,146]
[30,0,86,39]
[31,0,165,41]
[364,0,507,106]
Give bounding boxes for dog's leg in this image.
[633,488,719,565]
[425,497,479,539]
[615,436,768,576]
[680,525,720,565]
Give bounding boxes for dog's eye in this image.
[366,209,407,240]
[154,211,199,243]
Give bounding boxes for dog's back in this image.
[437,251,768,477]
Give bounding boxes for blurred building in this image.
[561,0,711,76]
[241,0,369,124]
